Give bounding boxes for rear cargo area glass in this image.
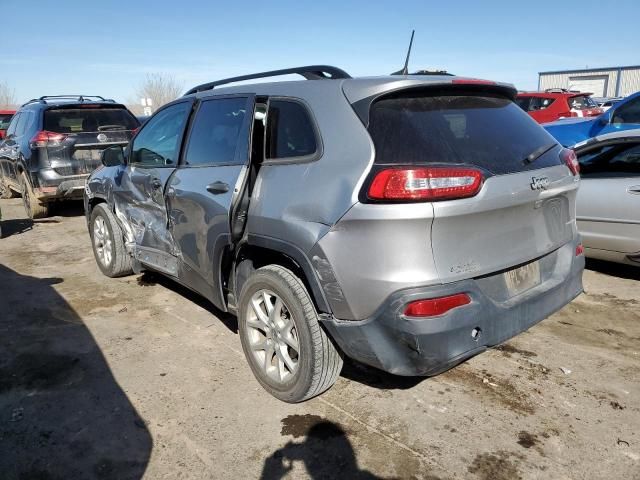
[368,92,561,175]
[44,108,137,133]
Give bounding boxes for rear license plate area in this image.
[504,261,541,296]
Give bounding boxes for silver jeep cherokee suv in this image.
[84,66,584,402]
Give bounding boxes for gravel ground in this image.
[0,198,639,480]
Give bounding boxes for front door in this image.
[576,141,640,254]
[114,100,193,276]
[166,95,255,309]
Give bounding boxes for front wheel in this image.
[238,265,343,403]
[90,203,133,277]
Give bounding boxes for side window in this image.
[579,143,640,177]
[5,113,20,137]
[266,100,318,160]
[612,97,640,124]
[183,97,248,166]
[515,97,531,111]
[130,102,191,167]
[529,97,554,111]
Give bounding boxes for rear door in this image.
[166,95,255,309]
[576,141,640,254]
[41,105,139,176]
[367,89,577,283]
[114,100,193,275]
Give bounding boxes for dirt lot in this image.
[1,197,639,480]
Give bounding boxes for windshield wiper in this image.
[523,142,558,165]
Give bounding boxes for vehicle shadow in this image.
[0,264,152,480]
[586,258,640,281]
[260,418,385,480]
[340,358,425,390]
[0,218,33,238]
[136,271,238,333]
[49,200,85,217]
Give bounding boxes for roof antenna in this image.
[391,30,415,76]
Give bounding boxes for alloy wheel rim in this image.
[246,289,300,383]
[93,216,113,266]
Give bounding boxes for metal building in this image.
[538,65,640,98]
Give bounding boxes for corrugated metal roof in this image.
[539,65,640,75]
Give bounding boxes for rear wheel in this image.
[90,203,133,277]
[20,173,49,219]
[238,265,343,402]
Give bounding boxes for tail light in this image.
[404,293,471,317]
[561,148,580,176]
[368,167,483,202]
[30,130,67,148]
[575,243,584,256]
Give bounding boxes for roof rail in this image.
[544,88,581,94]
[411,69,453,76]
[185,65,351,95]
[21,95,116,107]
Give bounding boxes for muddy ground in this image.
[0,197,638,480]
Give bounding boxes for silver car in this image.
[574,130,640,265]
[84,66,584,402]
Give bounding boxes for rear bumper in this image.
[321,242,584,376]
[31,169,88,201]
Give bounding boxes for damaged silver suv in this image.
[84,66,584,402]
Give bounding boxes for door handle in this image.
[206,181,230,195]
[628,185,640,195]
[150,178,162,190]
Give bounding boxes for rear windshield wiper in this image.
[523,142,558,165]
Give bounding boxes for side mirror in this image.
[101,145,125,167]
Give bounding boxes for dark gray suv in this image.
[84,66,584,402]
[0,96,138,218]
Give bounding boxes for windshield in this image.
[368,91,561,175]
[568,95,598,110]
[0,114,13,129]
[44,107,138,133]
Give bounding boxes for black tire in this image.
[238,265,343,403]
[20,173,49,219]
[89,203,133,277]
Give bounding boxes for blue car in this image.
[544,91,640,146]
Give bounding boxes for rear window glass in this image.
[44,107,138,133]
[0,114,12,129]
[568,95,598,110]
[368,92,561,175]
[266,100,317,159]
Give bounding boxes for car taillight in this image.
[368,167,483,202]
[561,148,580,176]
[575,243,584,256]
[404,293,471,317]
[30,130,67,148]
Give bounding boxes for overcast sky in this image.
[2,0,639,104]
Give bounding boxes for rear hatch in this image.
[366,86,578,284]
[38,105,139,176]
[567,94,603,118]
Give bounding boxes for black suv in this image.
[0,96,139,218]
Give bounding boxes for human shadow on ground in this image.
[260,417,384,480]
[0,264,152,480]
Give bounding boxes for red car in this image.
[516,89,603,124]
[0,110,15,139]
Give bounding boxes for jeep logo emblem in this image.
[530,176,550,191]
[97,133,108,143]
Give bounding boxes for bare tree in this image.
[0,81,16,109]
[133,73,183,113]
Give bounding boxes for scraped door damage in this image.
[113,95,256,310]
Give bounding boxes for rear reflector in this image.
[561,148,580,175]
[575,244,584,256]
[30,130,67,148]
[368,167,483,202]
[404,293,471,317]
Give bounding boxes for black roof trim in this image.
[184,65,351,96]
